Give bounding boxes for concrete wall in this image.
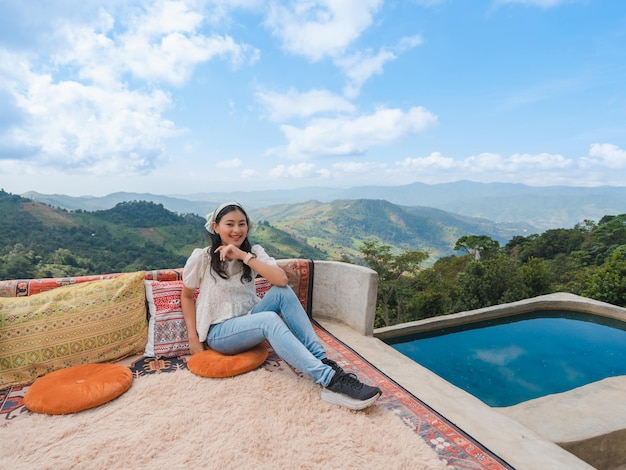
[311,261,378,336]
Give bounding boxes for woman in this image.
[181,202,381,410]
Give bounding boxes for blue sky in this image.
[0,0,625,196]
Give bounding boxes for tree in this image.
[0,244,38,279]
[454,235,500,260]
[517,257,552,298]
[580,247,626,306]
[413,255,467,317]
[360,241,428,327]
[456,253,524,311]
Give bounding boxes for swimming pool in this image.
[384,310,626,407]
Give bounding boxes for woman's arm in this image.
[181,285,205,355]
[214,244,288,286]
[246,255,288,286]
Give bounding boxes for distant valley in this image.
[22,181,626,234]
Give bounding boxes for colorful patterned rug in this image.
[1,323,512,470]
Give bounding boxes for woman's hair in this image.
[208,204,253,283]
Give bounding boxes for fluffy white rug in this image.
[1,368,446,469]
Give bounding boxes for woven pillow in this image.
[144,280,192,358]
[24,363,133,414]
[187,343,269,378]
[144,278,273,358]
[0,272,147,388]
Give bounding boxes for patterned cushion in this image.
[0,272,148,388]
[0,268,184,298]
[24,363,133,415]
[277,259,313,317]
[144,280,192,358]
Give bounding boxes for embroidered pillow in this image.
[144,280,191,358]
[0,271,147,388]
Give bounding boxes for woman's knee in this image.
[268,285,295,298]
[270,286,300,307]
[255,310,289,335]
[255,310,282,326]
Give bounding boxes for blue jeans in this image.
[206,286,334,387]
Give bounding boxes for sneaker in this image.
[322,357,344,374]
[321,370,381,410]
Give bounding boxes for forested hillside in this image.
[363,215,626,327]
[253,199,517,261]
[0,191,328,280]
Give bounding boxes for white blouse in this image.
[182,244,277,342]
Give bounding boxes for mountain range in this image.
[253,199,518,260]
[22,181,626,233]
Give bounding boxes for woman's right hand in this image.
[188,337,205,355]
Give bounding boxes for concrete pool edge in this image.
[364,292,626,470]
[374,292,626,341]
[499,376,626,470]
[319,319,593,470]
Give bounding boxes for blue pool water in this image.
[385,310,626,407]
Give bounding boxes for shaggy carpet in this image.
[0,368,447,469]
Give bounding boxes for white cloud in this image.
[264,0,383,62]
[271,106,437,158]
[217,158,243,168]
[0,1,262,179]
[240,168,262,179]
[389,151,580,186]
[336,49,396,99]
[54,1,259,87]
[397,152,457,170]
[463,152,571,173]
[0,50,179,175]
[331,161,387,174]
[256,88,355,121]
[261,150,580,186]
[507,152,571,169]
[582,143,626,169]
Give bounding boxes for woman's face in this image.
[212,208,248,247]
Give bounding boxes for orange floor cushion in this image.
[187,343,269,378]
[24,364,133,415]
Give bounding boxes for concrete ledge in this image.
[375,292,626,340]
[311,261,377,336]
[499,376,626,470]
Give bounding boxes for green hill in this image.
[0,191,207,279]
[250,222,328,260]
[0,191,327,280]
[252,199,510,262]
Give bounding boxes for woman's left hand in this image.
[214,244,244,262]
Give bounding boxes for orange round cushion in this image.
[24,364,133,415]
[187,343,269,378]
